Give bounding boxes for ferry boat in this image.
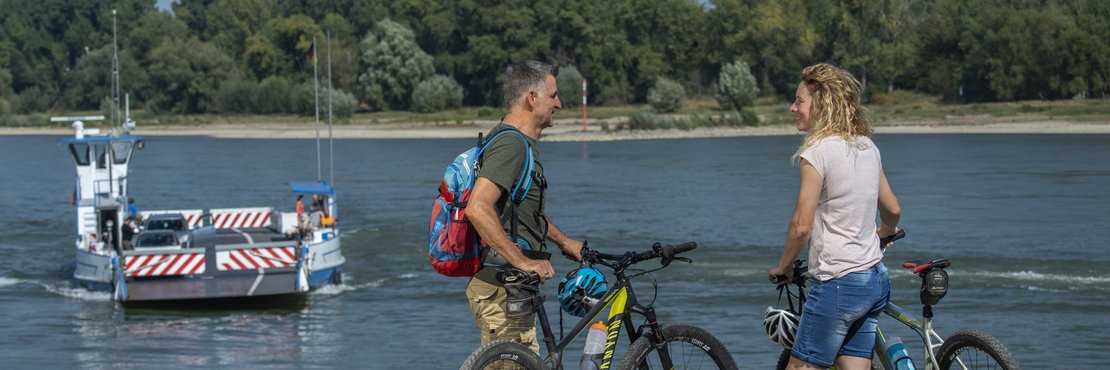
[60,117,345,302]
[61,10,344,302]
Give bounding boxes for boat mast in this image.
[111,9,121,132]
[327,32,335,186]
[313,37,322,182]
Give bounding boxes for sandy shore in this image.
[4,117,1108,141]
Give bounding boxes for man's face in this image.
[535,74,562,128]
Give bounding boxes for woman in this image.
[770,63,901,370]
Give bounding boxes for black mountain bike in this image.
[461,242,739,370]
[770,230,1020,370]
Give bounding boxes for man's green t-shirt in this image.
[475,123,547,278]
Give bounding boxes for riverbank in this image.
[3,116,1108,141]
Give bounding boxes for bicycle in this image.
[460,242,739,370]
[769,230,1020,370]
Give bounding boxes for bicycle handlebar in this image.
[582,241,697,272]
[770,230,906,284]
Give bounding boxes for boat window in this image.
[94,144,108,169]
[68,143,90,166]
[111,141,133,165]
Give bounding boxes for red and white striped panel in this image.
[210,208,273,229]
[124,253,206,277]
[217,246,297,271]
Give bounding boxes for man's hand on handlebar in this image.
[517,258,556,283]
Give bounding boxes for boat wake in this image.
[311,272,416,295]
[1,276,112,301]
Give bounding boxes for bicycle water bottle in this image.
[580,321,607,370]
[885,336,917,370]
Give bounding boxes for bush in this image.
[295,84,357,119]
[257,76,296,114]
[556,66,583,108]
[11,87,49,114]
[647,77,685,113]
[328,88,357,119]
[716,60,759,111]
[477,106,498,118]
[410,74,464,113]
[598,75,633,105]
[0,98,10,116]
[216,79,261,113]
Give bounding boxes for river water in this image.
[1,132,1108,369]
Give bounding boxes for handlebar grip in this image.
[769,274,787,284]
[880,229,906,246]
[672,242,697,254]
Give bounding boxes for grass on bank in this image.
[5,92,1110,129]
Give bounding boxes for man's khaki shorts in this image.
[466,277,538,353]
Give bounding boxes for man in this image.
[466,60,584,353]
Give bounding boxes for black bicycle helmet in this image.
[557,267,608,316]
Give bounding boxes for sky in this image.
[155,0,174,12]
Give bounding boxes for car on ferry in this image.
[142,213,190,245]
[131,230,183,250]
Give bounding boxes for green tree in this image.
[648,77,685,113]
[716,60,759,111]
[64,46,146,110]
[556,66,583,109]
[356,19,433,110]
[411,74,464,113]
[145,38,241,113]
[127,11,189,60]
[205,0,275,61]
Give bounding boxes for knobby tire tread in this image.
[459,339,545,370]
[617,323,738,370]
[936,329,1020,370]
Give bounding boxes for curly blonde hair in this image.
[792,63,872,161]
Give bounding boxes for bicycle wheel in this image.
[936,329,1020,370]
[617,323,738,370]
[459,339,546,370]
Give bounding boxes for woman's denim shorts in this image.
[790,263,890,368]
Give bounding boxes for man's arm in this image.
[468,177,555,281]
[546,218,583,262]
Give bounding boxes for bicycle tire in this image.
[936,329,1020,370]
[459,339,546,370]
[617,323,738,370]
[775,348,884,370]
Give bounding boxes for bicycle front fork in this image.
[630,304,676,368]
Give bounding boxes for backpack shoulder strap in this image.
[476,127,535,204]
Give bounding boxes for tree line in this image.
[1,0,1107,118]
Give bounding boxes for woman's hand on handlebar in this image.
[769,264,794,285]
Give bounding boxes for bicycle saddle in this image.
[902,259,951,274]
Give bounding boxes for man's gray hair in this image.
[503,60,556,109]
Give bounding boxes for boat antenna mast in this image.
[111,9,121,133]
[327,31,335,186]
[312,37,322,182]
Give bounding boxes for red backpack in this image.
[428,128,534,277]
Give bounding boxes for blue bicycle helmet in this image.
[557,267,608,317]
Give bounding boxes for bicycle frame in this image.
[534,271,670,369]
[872,302,945,369]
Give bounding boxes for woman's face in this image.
[790,82,813,132]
